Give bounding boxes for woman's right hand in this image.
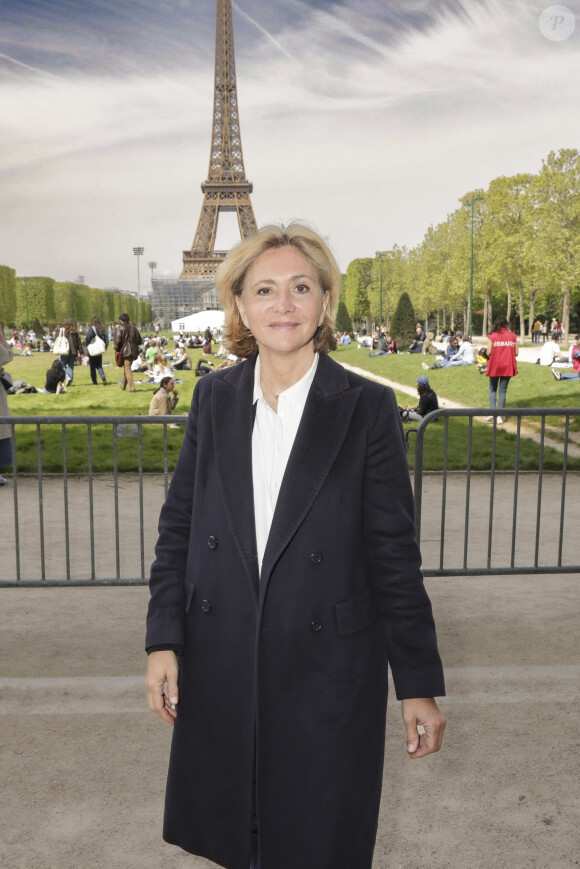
[145,651,179,725]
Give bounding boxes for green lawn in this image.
[2,343,578,473]
[330,343,580,413]
[3,344,201,472]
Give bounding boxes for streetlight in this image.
[375,250,393,330]
[463,195,483,337]
[147,261,157,290]
[133,246,144,301]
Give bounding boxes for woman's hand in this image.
[145,650,179,725]
[401,697,446,759]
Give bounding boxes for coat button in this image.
[201,599,212,613]
[310,617,323,632]
[310,552,323,565]
[208,536,218,550]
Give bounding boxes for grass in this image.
[3,342,202,473]
[2,341,578,473]
[330,344,580,472]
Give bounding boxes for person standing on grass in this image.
[84,316,109,386]
[60,318,83,386]
[0,323,14,486]
[485,315,518,425]
[114,313,142,393]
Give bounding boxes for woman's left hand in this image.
[401,697,446,759]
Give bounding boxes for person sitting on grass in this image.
[422,335,460,369]
[43,359,66,394]
[408,325,426,353]
[131,352,150,373]
[143,352,172,384]
[399,375,439,422]
[539,332,566,366]
[476,347,489,374]
[172,345,192,370]
[369,333,396,358]
[148,376,179,416]
[552,335,580,381]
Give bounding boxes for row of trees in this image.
[0,266,152,331]
[342,149,580,341]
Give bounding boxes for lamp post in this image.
[463,195,483,337]
[133,247,144,301]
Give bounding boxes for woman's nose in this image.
[274,287,294,313]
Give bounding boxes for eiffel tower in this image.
[181,0,258,278]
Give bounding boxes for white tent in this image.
[171,309,225,334]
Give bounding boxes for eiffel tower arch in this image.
[181,0,258,279]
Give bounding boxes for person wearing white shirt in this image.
[145,223,446,869]
[539,332,565,366]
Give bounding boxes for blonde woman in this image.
[145,223,445,869]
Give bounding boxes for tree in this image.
[0,266,17,327]
[530,149,580,342]
[391,291,416,347]
[344,258,373,327]
[335,299,352,333]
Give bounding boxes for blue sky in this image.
[1,0,579,292]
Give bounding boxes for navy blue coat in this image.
[146,352,444,869]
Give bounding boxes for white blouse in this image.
[252,353,319,573]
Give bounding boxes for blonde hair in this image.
[216,222,340,357]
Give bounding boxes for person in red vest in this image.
[485,315,518,424]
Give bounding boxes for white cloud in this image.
[0,0,579,290]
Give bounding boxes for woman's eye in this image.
[257,287,272,296]
[294,284,310,294]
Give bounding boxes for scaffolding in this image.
[151,277,221,325]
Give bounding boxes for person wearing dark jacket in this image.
[145,223,446,869]
[60,318,83,386]
[44,358,66,394]
[399,375,439,421]
[84,316,109,385]
[114,313,142,392]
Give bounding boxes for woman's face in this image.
[164,379,175,392]
[236,246,328,361]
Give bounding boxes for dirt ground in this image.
[0,475,579,868]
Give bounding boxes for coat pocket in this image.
[184,579,196,614]
[334,591,376,636]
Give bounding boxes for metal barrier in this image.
[0,415,186,587]
[412,408,580,576]
[1,409,578,585]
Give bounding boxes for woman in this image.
[0,324,14,486]
[145,223,446,869]
[84,316,109,386]
[485,315,518,424]
[44,359,66,394]
[148,376,179,415]
[60,317,83,386]
[144,352,172,384]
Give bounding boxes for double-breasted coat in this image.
[146,352,445,869]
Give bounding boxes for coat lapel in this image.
[260,354,362,591]
[212,357,260,599]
